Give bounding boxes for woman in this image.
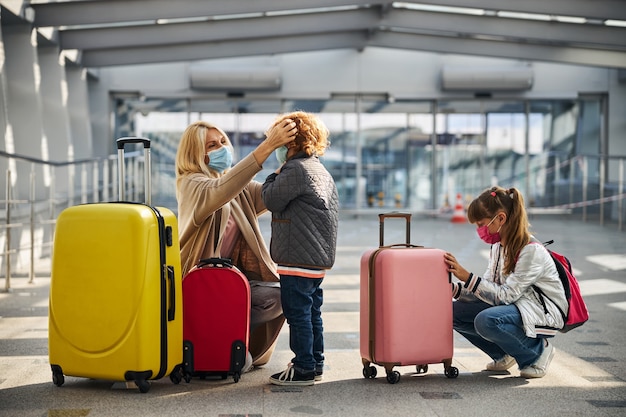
[444,186,567,378]
[175,118,297,368]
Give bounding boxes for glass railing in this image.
[0,149,145,290]
[1,149,624,291]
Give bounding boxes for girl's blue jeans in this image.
[453,300,543,369]
[279,275,324,374]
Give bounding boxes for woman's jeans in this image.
[453,300,543,369]
[280,275,324,375]
[249,284,282,333]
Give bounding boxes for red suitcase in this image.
[182,258,250,383]
[360,213,458,383]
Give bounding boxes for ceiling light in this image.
[553,16,586,24]
[605,19,626,27]
[393,2,484,16]
[497,11,551,21]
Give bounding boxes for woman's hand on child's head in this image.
[266,119,297,149]
[254,119,297,165]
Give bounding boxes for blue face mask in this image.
[207,146,232,173]
[275,146,288,164]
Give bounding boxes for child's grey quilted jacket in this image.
[261,152,339,270]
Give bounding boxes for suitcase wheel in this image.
[362,365,377,379]
[169,365,183,385]
[51,365,65,387]
[135,379,151,393]
[386,370,401,384]
[416,364,429,374]
[125,371,152,393]
[445,366,459,378]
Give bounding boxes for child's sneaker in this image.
[314,369,323,381]
[269,363,315,386]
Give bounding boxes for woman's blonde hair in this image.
[467,186,530,275]
[274,111,330,156]
[175,120,232,182]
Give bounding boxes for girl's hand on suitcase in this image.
[444,252,470,282]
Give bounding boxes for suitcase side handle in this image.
[378,212,411,247]
[167,265,176,321]
[116,137,151,205]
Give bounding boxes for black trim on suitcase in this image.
[182,340,194,378]
[367,248,383,364]
[152,205,170,381]
[230,340,246,378]
[112,203,172,383]
[182,339,247,383]
[116,137,174,382]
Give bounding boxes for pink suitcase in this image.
[360,212,458,383]
[182,258,250,383]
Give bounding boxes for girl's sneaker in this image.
[485,354,516,371]
[520,340,555,378]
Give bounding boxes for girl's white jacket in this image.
[453,240,568,338]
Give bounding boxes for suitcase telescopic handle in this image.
[378,212,411,247]
[116,137,151,149]
[116,137,151,205]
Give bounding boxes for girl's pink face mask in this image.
[477,215,501,244]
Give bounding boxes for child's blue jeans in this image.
[279,275,324,374]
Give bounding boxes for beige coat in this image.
[177,153,284,366]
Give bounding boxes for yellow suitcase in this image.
[49,138,183,393]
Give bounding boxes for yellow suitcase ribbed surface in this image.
[49,203,183,382]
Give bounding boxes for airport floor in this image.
[1,212,625,417]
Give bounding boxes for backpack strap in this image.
[527,240,569,321]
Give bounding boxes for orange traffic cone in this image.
[451,193,467,223]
